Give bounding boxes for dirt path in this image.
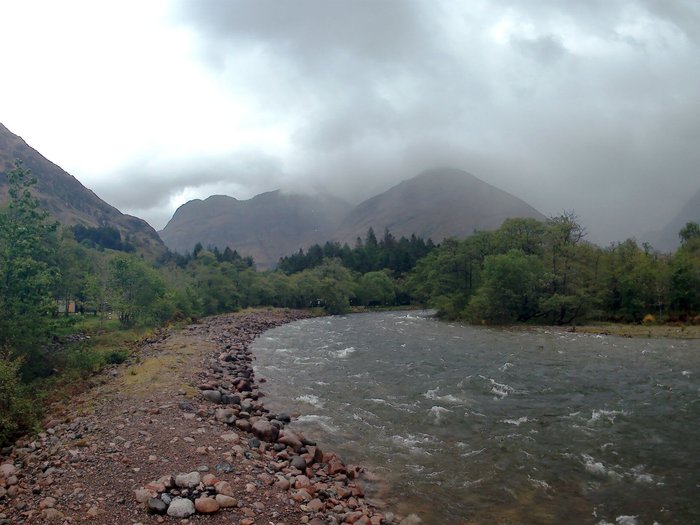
[0,310,394,525]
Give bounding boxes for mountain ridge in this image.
[160,167,546,267]
[0,123,166,257]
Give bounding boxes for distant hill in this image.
[647,187,700,252]
[160,167,545,267]
[0,122,166,257]
[332,167,545,244]
[159,191,353,264]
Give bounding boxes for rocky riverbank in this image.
[0,310,404,525]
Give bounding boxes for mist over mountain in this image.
[333,167,545,244]
[0,122,166,257]
[646,188,700,252]
[160,167,545,267]
[159,191,352,264]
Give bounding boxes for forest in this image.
[1,161,699,446]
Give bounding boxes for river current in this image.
[250,311,700,524]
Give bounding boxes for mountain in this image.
[160,167,545,267]
[647,187,700,252]
[0,123,165,257]
[332,167,545,244]
[159,191,353,264]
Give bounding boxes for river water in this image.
[250,311,700,524]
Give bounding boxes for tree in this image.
[291,259,356,314]
[467,250,545,323]
[108,254,167,326]
[357,271,396,306]
[679,222,700,245]
[0,161,59,374]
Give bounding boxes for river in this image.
[250,311,700,524]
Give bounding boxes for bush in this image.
[66,343,104,377]
[0,356,39,447]
[642,313,656,325]
[103,349,128,365]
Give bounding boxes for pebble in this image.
[39,496,56,509]
[40,508,64,521]
[215,494,237,508]
[214,480,234,497]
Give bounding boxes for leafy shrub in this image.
[103,349,128,365]
[0,356,39,447]
[66,343,104,377]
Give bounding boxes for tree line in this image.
[408,215,700,324]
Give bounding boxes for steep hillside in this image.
[159,191,352,265]
[0,123,165,257]
[332,167,546,244]
[646,188,700,252]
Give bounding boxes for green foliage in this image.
[0,161,60,375]
[679,221,700,245]
[0,355,38,446]
[290,259,356,314]
[108,254,167,326]
[356,270,396,306]
[467,250,545,323]
[407,212,700,325]
[71,224,135,252]
[278,228,433,276]
[103,348,128,364]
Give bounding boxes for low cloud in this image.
[66,1,700,244]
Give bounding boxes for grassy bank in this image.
[567,323,700,339]
[1,315,164,447]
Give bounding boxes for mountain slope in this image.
[332,167,546,244]
[159,191,352,265]
[0,123,165,257]
[159,167,546,267]
[647,187,700,252]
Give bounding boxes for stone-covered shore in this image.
[0,310,410,525]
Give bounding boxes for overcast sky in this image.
[1,0,699,244]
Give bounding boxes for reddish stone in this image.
[307,498,324,512]
[194,496,220,514]
[214,480,234,497]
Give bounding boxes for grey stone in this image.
[166,497,195,518]
[146,497,167,515]
[202,390,222,403]
[290,456,307,471]
[174,471,201,488]
[215,408,237,425]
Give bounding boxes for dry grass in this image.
[119,333,214,397]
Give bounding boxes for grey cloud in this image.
[94,150,284,228]
[175,0,436,69]
[511,34,567,64]
[159,0,700,245]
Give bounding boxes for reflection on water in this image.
[251,311,700,524]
